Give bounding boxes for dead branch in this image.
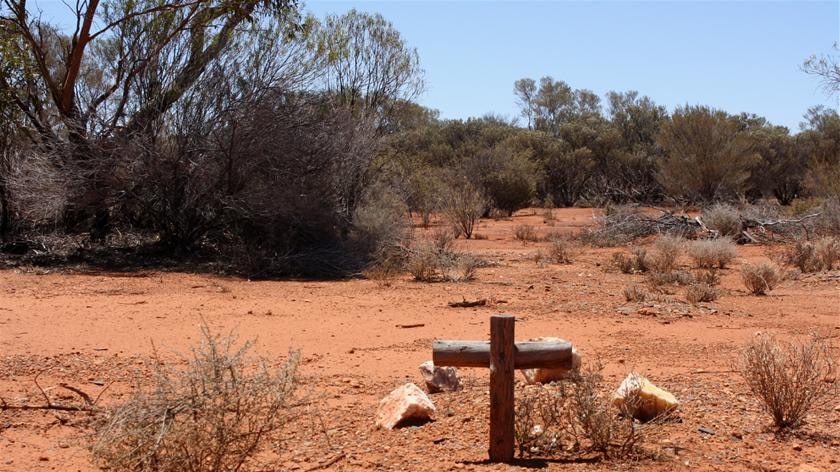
[448,298,487,308]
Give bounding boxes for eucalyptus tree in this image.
[657,105,758,202]
[314,9,424,127]
[803,44,840,97]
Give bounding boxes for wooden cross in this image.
[432,314,573,463]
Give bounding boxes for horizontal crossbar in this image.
[432,340,573,369]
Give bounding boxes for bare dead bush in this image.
[623,284,648,302]
[688,239,737,269]
[685,283,720,303]
[702,203,742,237]
[514,224,539,243]
[91,327,300,472]
[738,333,836,429]
[740,262,782,295]
[781,237,840,273]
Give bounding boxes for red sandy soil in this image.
[1,208,838,471]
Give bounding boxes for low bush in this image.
[514,224,539,243]
[648,234,683,273]
[702,204,742,237]
[406,238,480,282]
[546,235,573,264]
[781,237,840,273]
[612,247,649,274]
[623,284,648,302]
[695,269,720,286]
[688,239,737,269]
[740,262,782,295]
[685,283,720,303]
[514,364,657,460]
[646,270,695,288]
[91,327,300,472]
[738,333,836,429]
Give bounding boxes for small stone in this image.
[698,426,715,435]
[612,373,678,421]
[731,431,743,440]
[792,444,803,451]
[375,383,436,430]
[419,361,462,393]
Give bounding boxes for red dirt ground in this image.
[1,208,838,471]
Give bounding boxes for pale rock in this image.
[418,361,462,393]
[375,383,436,429]
[521,337,581,384]
[612,373,679,421]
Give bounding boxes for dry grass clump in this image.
[694,269,720,286]
[546,234,573,264]
[91,327,300,472]
[406,234,481,282]
[648,234,683,273]
[688,239,737,269]
[702,204,742,237]
[623,284,648,302]
[612,247,649,274]
[514,224,540,243]
[738,333,836,429]
[646,270,695,288]
[514,364,658,460]
[684,283,720,303]
[780,237,840,273]
[740,262,782,295]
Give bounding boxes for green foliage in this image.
[657,105,758,202]
[480,144,537,216]
[799,107,840,198]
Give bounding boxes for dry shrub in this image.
[781,237,840,273]
[612,247,649,274]
[514,364,657,460]
[688,239,737,269]
[740,262,782,295]
[813,197,840,236]
[685,283,720,303]
[623,284,648,302]
[514,224,539,243]
[406,238,480,282]
[547,235,573,264]
[695,269,721,286]
[648,234,683,273]
[646,270,695,288]
[441,253,480,282]
[738,333,836,429]
[91,327,300,472]
[702,203,742,237]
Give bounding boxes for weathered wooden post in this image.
[432,314,573,463]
